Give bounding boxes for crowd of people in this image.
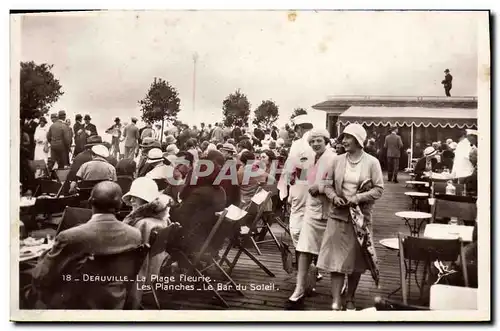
[20,109,479,310]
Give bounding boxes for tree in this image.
[138,77,181,143]
[252,100,279,130]
[222,89,251,127]
[290,107,308,121]
[20,61,64,120]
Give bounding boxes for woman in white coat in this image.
[286,128,336,309]
[33,117,49,162]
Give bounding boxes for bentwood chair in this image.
[397,233,469,305]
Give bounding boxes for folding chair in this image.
[56,207,93,234]
[30,194,80,228]
[146,223,183,309]
[220,190,276,277]
[168,209,244,308]
[430,195,477,225]
[397,233,468,305]
[34,179,62,197]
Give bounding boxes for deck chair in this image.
[145,223,183,309]
[34,179,63,197]
[30,194,80,227]
[168,210,244,308]
[56,207,93,234]
[220,189,276,277]
[397,233,469,305]
[431,195,477,225]
[60,244,149,309]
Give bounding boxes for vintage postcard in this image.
[10,10,490,322]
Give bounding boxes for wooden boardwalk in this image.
[143,173,429,310]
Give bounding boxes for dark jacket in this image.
[384,133,403,158]
[47,121,72,150]
[414,157,438,180]
[442,73,453,88]
[30,214,142,309]
[84,123,98,137]
[73,122,86,156]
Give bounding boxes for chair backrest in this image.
[398,233,468,304]
[55,169,70,183]
[66,244,149,309]
[432,196,477,223]
[77,180,107,200]
[149,223,183,258]
[57,207,93,234]
[245,189,272,231]
[35,179,63,197]
[116,176,133,194]
[193,209,229,265]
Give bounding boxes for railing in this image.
[325,95,478,102]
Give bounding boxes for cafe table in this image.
[395,211,432,237]
[404,192,429,211]
[423,223,474,243]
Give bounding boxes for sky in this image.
[19,10,480,139]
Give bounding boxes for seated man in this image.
[63,136,114,194]
[28,181,142,309]
[414,146,439,181]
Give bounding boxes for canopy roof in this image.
[338,106,477,128]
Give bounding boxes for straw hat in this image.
[146,148,164,163]
[293,114,313,126]
[91,145,109,158]
[122,177,160,206]
[165,144,179,155]
[307,128,330,143]
[424,146,437,157]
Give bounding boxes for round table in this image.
[406,181,429,188]
[379,237,399,250]
[404,191,429,211]
[395,211,432,237]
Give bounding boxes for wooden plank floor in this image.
[143,172,431,310]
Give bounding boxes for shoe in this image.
[394,179,399,183]
[345,300,356,311]
[285,295,305,310]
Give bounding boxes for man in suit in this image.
[384,127,403,183]
[441,69,453,97]
[123,117,140,159]
[46,110,72,169]
[73,114,86,157]
[29,181,142,309]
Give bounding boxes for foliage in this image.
[222,89,251,127]
[290,107,308,121]
[252,100,279,129]
[138,77,181,125]
[20,61,64,119]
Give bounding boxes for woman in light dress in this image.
[33,116,49,162]
[286,128,336,309]
[317,124,384,310]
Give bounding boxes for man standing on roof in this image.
[442,69,453,97]
[278,115,315,248]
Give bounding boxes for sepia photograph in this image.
[10,9,490,322]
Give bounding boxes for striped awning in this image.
[338,106,477,128]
